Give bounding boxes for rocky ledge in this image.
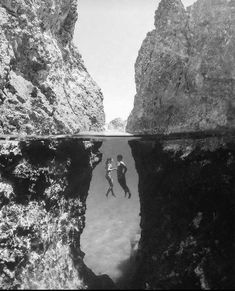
[0,0,105,134]
[127,0,235,134]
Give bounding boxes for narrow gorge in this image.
[0,0,235,290]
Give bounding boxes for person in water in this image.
[117,154,131,199]
[105,158,116,198]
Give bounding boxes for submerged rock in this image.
[0,0,105,134]
[127,0,235,134]
[129,135,235,289]
[0,138,111,289]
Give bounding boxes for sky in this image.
[74,0,196,123]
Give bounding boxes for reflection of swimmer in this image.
[105,158,116,198]
[117,155,131,199]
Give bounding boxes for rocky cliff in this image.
[0,0,105,135]
[107,118,127,133]
[0,138,116,289]
[129,134,235,289]
[127,0,235,134]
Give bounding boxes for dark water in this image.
[81,139,140,284]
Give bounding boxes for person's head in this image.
[117,154,123,162]
[106,158,113,165]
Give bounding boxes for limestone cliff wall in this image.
[0,0,105,134]
[129,135,235,289]
[127,0,235,134]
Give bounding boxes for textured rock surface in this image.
[127,0,235,134]
[129,135,235,289]
[107,118,127,132]
[0,0,105,135]
[0,138,112,289]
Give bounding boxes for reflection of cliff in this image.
[127,0,235,134]
[0,0,105,134]
[0,138,111,289]
[129,135,235,289]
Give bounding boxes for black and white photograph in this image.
[0,0,234,289]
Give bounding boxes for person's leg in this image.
[127,188,131,199]
[106,176,112,197]
[106,187,111,197]
[124,184,131,199]
[122,176,131,199]
[111,187,116,197]
[118,177,127,196]
[109,177,116,197]
[124,186,131,198]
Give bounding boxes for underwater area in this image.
[81,138,141,288]
[0,132,234,289]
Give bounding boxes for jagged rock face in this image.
[0,0,105,135]
[127,0,235,134]
[129,135,235,289]
[0,138,104,289]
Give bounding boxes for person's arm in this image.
[108,165,117,171]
